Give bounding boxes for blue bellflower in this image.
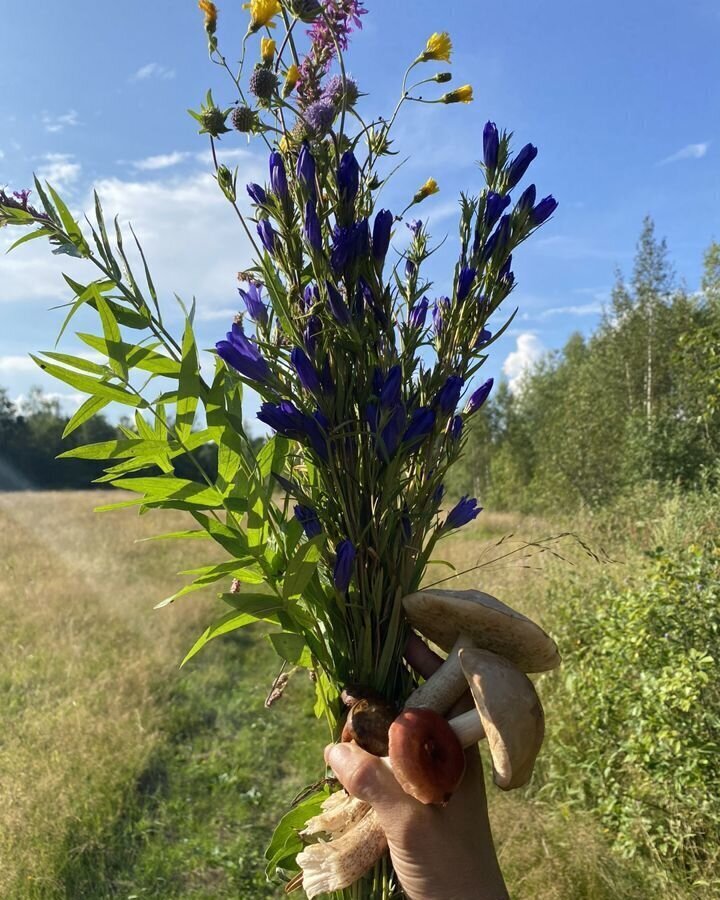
[257,400,328,461]
[484,191,511,230]
[379,403,407,460]
[435,375,464,415]
[296,142,317,200]
[409,297,429,330]
[303,283,319,311]
[457,267,477,302]
[506,143,538,190]
[257,219,277,255]
[291,346,322,394]
[380,365,402,408]
[444,496,482,530]
[403,407,436,446]
[333,539,356,592]
[294,504,322,538]
[304,200,323,253]
[531,195,558,226]
[247,182,267,205]
[483,121,500,171]
[326,281,351,325]
[515,184,537,217]
[474,328,492,350]
[338,150,360,208]
[464,378,494,415]
[269,150,288,200]
[449,415,463,440]
[303,314,322,355]
[216,322,270,383]
[372,209,393,263]
[238,283,268,327]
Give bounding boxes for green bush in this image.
[540,541,720,886]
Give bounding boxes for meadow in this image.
[1,490,716,899]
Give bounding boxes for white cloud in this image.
[195,307,242,322]
[0,355,37,373]
[659,142,710,165]
[131,62,175,81]
[36,153,81,191]
[503,333,545,393]
[0,149,5,160]
[14,391,84,412]
[537,302,603,319]
[42,110,80,133]
[133,152,190,171]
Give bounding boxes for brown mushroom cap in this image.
[387,708,466,805]
[459,647,545,790]
[402,589,560,673]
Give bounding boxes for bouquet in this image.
[1,2,560,896]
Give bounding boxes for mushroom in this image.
[402,589,560,714]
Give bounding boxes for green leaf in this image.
[46,183,90,256]
[62,394,110,438]
[94,289,128,380]
[267,632,311,666]
[283,536,325,601]
[176,318,199,442]
[77,333,181,376]
[109,475,224,508]
[5,227,54,252]
[265,787,331,881]
[31,355,145,407]
[181,601,282,666]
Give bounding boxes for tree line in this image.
[450,219,720,510]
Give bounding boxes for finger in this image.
[404,631,443,679]
[325,741,406,807]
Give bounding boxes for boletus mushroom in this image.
[402,588,560,714]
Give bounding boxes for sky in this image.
[1,0,719,432]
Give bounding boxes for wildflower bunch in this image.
[1,4,557,896]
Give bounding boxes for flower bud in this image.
[483,121,499,171]
[269,150,288,200]
[441,85,473,104]
[531,195,558,226]
[506,143,538,190]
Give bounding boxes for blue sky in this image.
[1,0,719,430]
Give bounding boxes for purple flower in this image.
[303,283,319,311]
[238,283,268,327]
[303,314,322,355]
[433,297,451,335]
[296,143,317,200]
[294,504,322,538]
[269,150,288,200]
[372,209,393,263]
[474,328,492,350]
[483,121,499,171]
[326,280,351,325]
[409,297,429,330]
[247,182,267,205]
[257,219,277,255]
[405,258,416,281]
[338,150,360,208]
[433,483,445,506]
[304,200,323,252]
[515,184,537,217]
[407,219,423,236]
[457,266,477,302]
[305,98,336,135]
[484,192,511,229]
[291,346,322,394]
[216,322,270,383]
[380,365,402,408]
[331,219,368,274]
[444,496,482,530]
[435,375,464,415]
[531,195,558,226]
[403,407,436,446]
[482,214,511,265]
[379,403,407,459]
[464,378,493,415]
[449,415,463,441]
[506,143,538,190]
[322,73,360,108]
[257,400,328,461]
[333,539,356,592]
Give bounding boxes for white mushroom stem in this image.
[404,633,475,714]
[448,708,486,747]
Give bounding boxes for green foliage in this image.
[541,539,720,884]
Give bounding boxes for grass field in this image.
[0,491,697,899]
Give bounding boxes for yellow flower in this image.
[261,37,276,64]
[442,84,473,104]
[413,178,440,204]
[243,0,282,33]
[198,0,218,35]
[420,32,452,63]
[282,63,300,97]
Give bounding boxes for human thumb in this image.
[325,742,405,808]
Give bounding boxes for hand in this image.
[325,739,509,900]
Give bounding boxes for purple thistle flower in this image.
[435,375,464,415]
[294,504,322,538]
[238,283,268,327]
[449,415,464,441]
[333,539,356,592]
[216,322,270,383]
[464,378,494,415]
[483,121,499,171]
[444,496,482,530]
[322,73,360,108]
[303,314,322,355]
[291,346,322,394]
[380,365,402,408]
[506,143,538,190]
[326,280,351,325]
[409,297,429,330]
[372,209,393,263]
[515,183,537,217]
[484,191,511,229]
[296,143,317,200]
[531,195,558,226]
[304,200,323,253]
[338,150,360,209]
[269,150,288,200]
[247,182,267,205]
[403,407,436,446]
[457,266,477,302]
[257,219,277,255]
[304,98,337,135]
